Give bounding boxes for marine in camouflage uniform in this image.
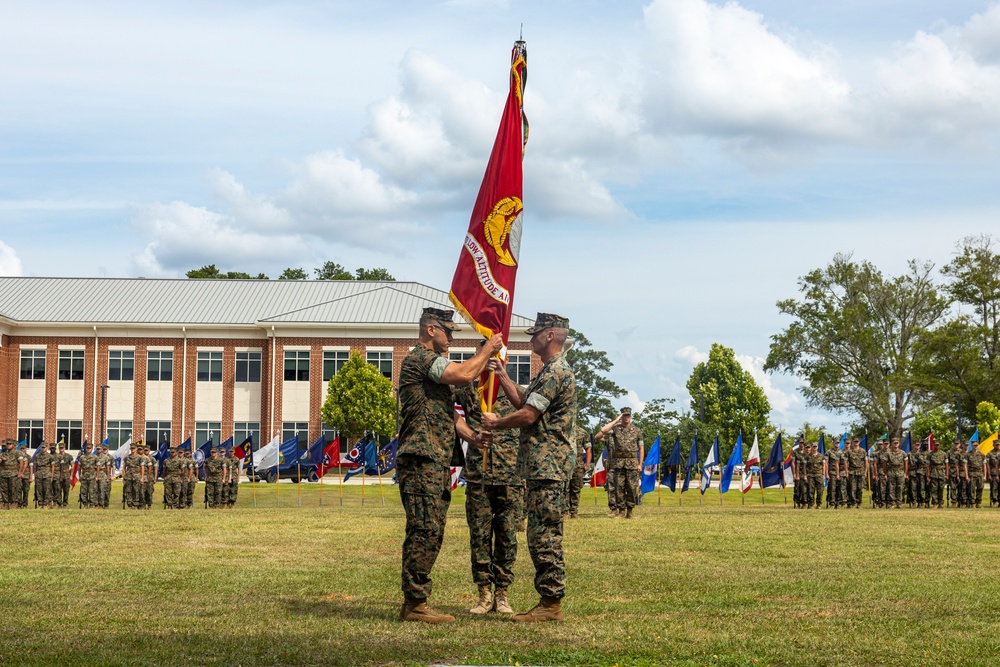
[805,443,825,509]
[792,441,808,508]
[601,407,643,518]
[825,446,842,508]
[54,444,74,507]
[566,426,591,519]
[17,445,32,508]
[395,307,502,625]
[947,443,967,507]
[927,442,947,508]
[142,446,155,509]
[163,449,185,508]
[34,442,55,508]
[873,441,890,508]
[885,440,907,508]
[122,449,141,509]
[76,444,99,508]
[967,445,986,508]
[484,312,577,623]
[226,450,240,507]
[184,451,196,508]
[909,444,929,507]
[987,446,1000,507]
[845,439,867,508]
[459,384,524,615]
[0,439,19,509]
[205,448,226,508]
[96,446,112,508]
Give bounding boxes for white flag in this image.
[700,438,720,494]
[253,435,281,471]
[742,434,760,494]
[109,438,132,478]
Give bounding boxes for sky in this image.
[2,0,1000,433]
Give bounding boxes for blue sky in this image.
[2,0,999,432]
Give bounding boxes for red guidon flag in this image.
[449,40,528,410]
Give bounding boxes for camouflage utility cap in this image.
[620,407,632,415]
[525,312,569,334]
[423,307,460,331]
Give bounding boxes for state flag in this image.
[742,433,760,494]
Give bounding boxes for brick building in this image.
[0,277,536,450]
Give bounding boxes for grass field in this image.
[3,481,1000,666]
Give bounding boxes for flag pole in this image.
[376,442,385,507]
[339,436,344,506]
[361,435,367,507]
[319,456,324,507]
[275,432,280,507]
[657,431,662,507]
[297,460,301,507]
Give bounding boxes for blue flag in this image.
[761,433,784,488]
[303,435,327,467]
[640,436,661,494]
[178,437,191,451]
[720,433,743,494]
[901,432,911,453]
[277,435,300,469]
[817,433,826,455]
[682,436,698,493]
[376,438,398,474]
[859,434,869,452]
[969,429,980,447]
[343,436,369,481]
[839,433,847,450]
[218,436,233,457]
[154,441,170,478]
[661,435,681,492]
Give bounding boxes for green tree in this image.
[355,267,395,281]
[564,328,626,429]
[314,262,354,280]
[279,267,308,280]
[633,398,680,449]
[687,343,771,458]
[909,406,957,446]
[765,253,948,439]
[320,352,396,439]
[976,401,1000,439]
[185,264,268,279]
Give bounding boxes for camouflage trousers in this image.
[969,475,984,506]
[398,455,451,601]
[52,477,70,506]
[886,470,905,506]
[19,477,30,507]
[847,471,864,506]
[827,476,845,506]
[991,477,1000,506]
[124,478,141,508]
[184,480,195,508]
[806,475,823,507]
[206,481,223,508]
[0,476,16,505]
[465,482,523,589]
[35,477,53,506]
[223,481,238,506]
[97,480,110,507]
[525,479,567,599]
[144,480,154,508]
[164,479,183,508]
[928,477,946,506]
[909,474,927,505]
[949,477,963,506]
[870,475,881,506]
[793,477,807,506]
[566,465,586,516]
[79,477,98,507]
[608,466,639,512]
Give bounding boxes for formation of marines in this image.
[0,438,241,510]
[792,436,1000,509]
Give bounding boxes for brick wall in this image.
[0,333,537,444]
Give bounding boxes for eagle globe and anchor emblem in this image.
[482,196,523,267]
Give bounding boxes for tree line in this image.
[185,261,395,281]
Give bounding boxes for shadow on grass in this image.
[284,595,400,621]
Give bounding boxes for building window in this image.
[234,422,261,452]
[506,354,531,386]
[58,350,85,381]
[322,350,349,381]
[284,351,310,382]
[108,350,135,381]
[17,420,44,448]
[197,352,223,382]
[106,421,132,450]
[235,351,261,383]
[366,351,393,379]
[145,421,171,448]
[449,351,475,362]
[19,349,46,380]
[147,351,173,382]
[282,422,309,451]
[195,422,222,448]
[56,420,83,449]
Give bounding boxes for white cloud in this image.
[675,345,708,365]
[735,353,800,425]
[641,0,856,146]
[0,240,23,276]
[622,389,647,415]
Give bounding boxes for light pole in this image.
[99,385,109,444]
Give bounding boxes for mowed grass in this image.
[3,481,1000,666]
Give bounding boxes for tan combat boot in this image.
[399,600,455,624]
[493,587,514,614]
[606,509,617,518]
[625,507,633,519]
[469,585,493,615]
[512,596,563,622]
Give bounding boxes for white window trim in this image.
[365,347,394,353]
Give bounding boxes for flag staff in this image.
[275,431,281,507]
[657,432,662,507]
[319,433,328,507]
[361,433,367,507]
[338,435,344,506]
[250,438,257,507]
[719,433,724,507]
[375,437,386,507]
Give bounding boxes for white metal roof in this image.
[0,277,535,329]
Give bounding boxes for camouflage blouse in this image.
[516,352,577,482]
[397,345,457,469]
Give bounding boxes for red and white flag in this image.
[741,434,760,494]
[590,450,607,488]
[449,40,528,411]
